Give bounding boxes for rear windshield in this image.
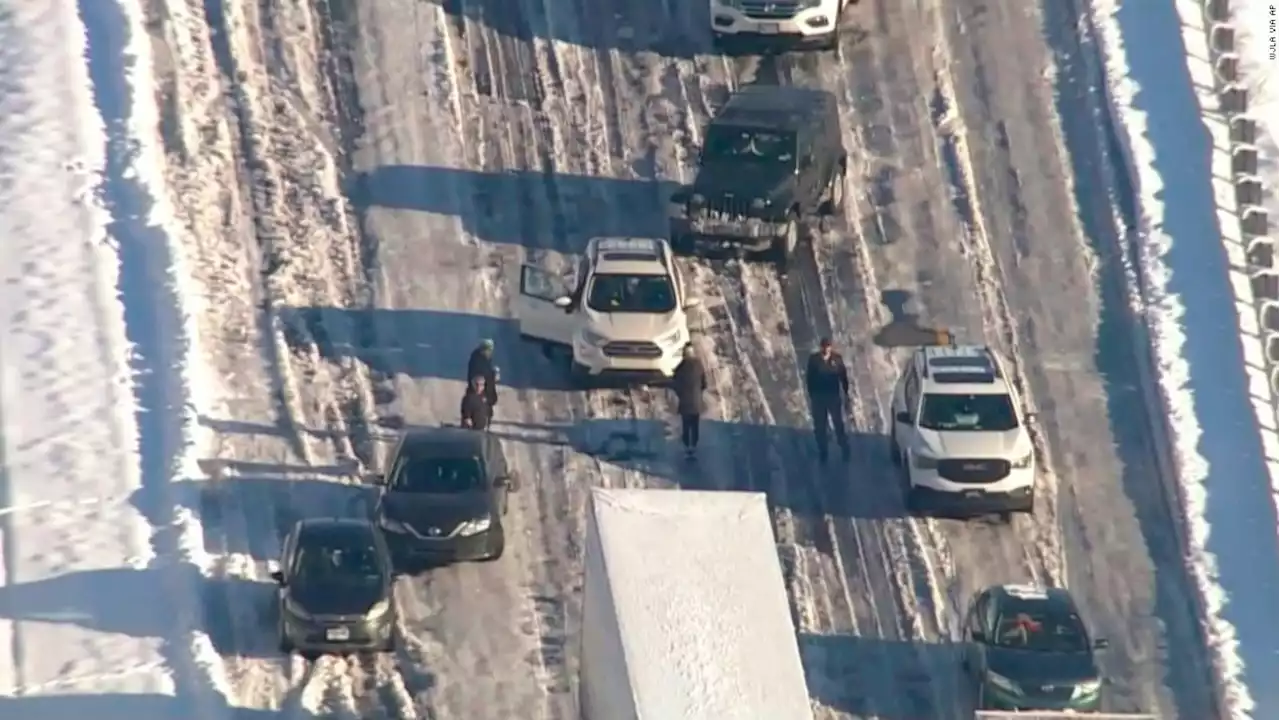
[586,274,676,314]
[393,455,484,493]
[703,125,796,166]
[918,393,1018,432]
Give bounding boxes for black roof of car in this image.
[713,86,836,131]
[401,426,488,456]
[296,517,379,542]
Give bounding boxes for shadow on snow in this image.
[0,694,310,720]
[799,632,965,719]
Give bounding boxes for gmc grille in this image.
[741,1,800,19]
[602,341,663,358]
[936,458,1011,483]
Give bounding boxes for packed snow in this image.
[1090,0,1280,716]
[583,489,813,720]
[0,0,231,717]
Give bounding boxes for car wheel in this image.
[997,511,1013,524]
[769,216,799,272]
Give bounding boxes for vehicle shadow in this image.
[798,632,969,720]
[873,288,952,349]
[489,416,911,520]
[0,694,306,720]
[421,0,714,57]
[276,305,576,392]
[345,165,679,250]
[130,459,380,565]
[0,565,279,660]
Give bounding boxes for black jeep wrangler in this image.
[669,86,846,270]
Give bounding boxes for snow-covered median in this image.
[0,0,230,717]
[1088,0,1280,717]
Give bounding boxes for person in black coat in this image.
[671,345,708,457]
[460,376,494,430]
[466,339,499,407]
[805,337,851,463]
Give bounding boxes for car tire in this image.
[768,216,799,272]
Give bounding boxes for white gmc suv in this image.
[514,237,700,385]
[889,343,1037,521]
[710,0,856,51]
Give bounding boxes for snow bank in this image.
[579,489,814,720]
[1086,0,1280,716]
[0,0,231,716]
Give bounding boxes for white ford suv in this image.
[890,343,1036,521]
[710,0,856,52]
[514,237,700,385]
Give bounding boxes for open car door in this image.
[514,264,576,346]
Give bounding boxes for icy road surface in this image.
[151,0,1222,716]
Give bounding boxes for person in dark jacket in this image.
[460,376,494,430]
[671,345,708,457]
[466,339,499,407]
[805,337,851,463]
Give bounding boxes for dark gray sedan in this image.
[272,518,397,656]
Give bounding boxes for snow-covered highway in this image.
[0,0,1233,716]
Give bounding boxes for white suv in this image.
[514,237,700,385]
[710,0,855,51]
[889,343,1036,521]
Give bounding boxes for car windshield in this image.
[918,393,1018,432]
[993,605,1090,653]
[586,274,676,313]
[703,125,796,166]
[294,533,383,587]
[393,454,484,493]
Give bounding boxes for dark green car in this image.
[962,584,1109,712]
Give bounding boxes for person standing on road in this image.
[467,339,500,408]
[460,376,494,431]
[805,337,851,463]
[671,344,708,459]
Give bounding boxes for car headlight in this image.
[284,597,313,620]
[366,599,392,618]
[378,514,408,534]
[690,193,706,207]
[656,328,685,348]
[580,329,608,347]
[911,450,938,470]
[457,516,492,536]
[1072,679,1102,698]
[750,197,767,210]
[986,671,1022,695]
[1010,451,1033,469]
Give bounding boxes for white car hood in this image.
[584,310,683,342]
[915,427,1030,459]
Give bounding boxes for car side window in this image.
[980,592,999,637]
[903,365,920,417]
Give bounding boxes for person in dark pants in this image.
[466,339,500,408]
[460,376,494,430]
[805,337,851,463]
[671,345,708,458]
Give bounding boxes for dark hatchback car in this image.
[962,584,1109,712]
[272,518,397,656]
[372,427,520,567]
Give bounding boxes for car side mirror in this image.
[1024,411,1038,423]
[270,571,286,586]
[497,474,521,492]
[683,298,702,310]
[1093,638,1109,650]
[552,296,572,309]
[895,411,911,424]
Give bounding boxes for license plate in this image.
[325,627,351,641]
[757,23,779,34]
[964,491,984,499]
